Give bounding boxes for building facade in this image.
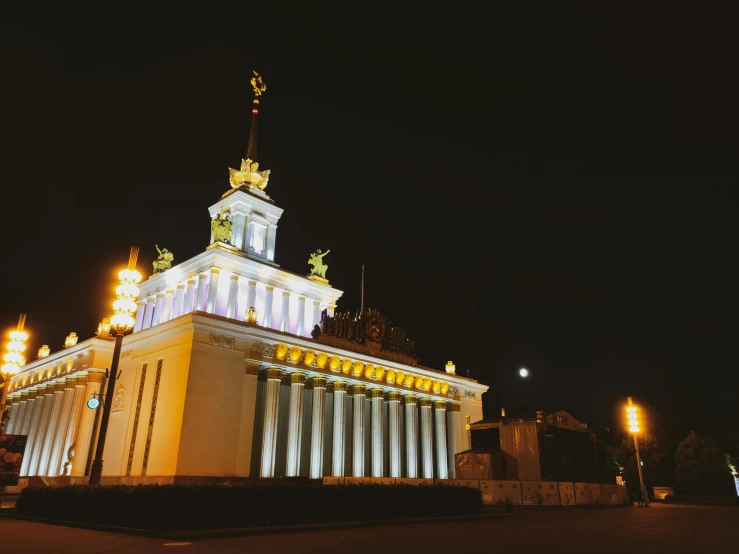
[4,110,488,483]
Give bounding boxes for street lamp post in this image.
[626,396,649,507]
[1,315,28,422]
[89,248,141,485]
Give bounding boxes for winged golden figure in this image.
[229,158,271,190]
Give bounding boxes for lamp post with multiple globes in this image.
[1,314,28,426]
[626,396,649,506]
[88,248,141,485]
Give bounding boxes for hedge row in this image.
[15,482,483,530]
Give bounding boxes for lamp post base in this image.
[89,460,104,485]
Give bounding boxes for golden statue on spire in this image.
[251,71,266,104]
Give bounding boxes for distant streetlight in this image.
[89,247,141,486]
[519,368,529,378]
[627,397,650,507]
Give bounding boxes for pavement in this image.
[1,503,737,553]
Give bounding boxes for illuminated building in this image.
[3,74,488,482]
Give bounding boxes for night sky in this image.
[2,5,736,450]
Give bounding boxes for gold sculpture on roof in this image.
[308,249,330,279]
[251,71,266,104]
[229,158,271,190]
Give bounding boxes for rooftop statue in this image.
[229,158,271,190]
[211,211,234,244]
[251,70,267,102]
[152,245,174,274]
[308,249,330,279]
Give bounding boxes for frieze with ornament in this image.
[464,390,477,400]
[250,342,276,358]
[209,333,236,349]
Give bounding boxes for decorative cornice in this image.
[290,373,306,385]
[245,361,260,375]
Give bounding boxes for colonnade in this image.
[254,369,461,480]
[133,269,332,338]
[4,370,105,477]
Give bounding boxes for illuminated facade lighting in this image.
[445,361,456,374]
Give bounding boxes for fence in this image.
[323,477,631,506]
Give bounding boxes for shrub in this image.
[15,482,483,531]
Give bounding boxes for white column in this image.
[420,397,434,479]
[4,396,17,433]
[225,274,239,319]
[266,223,277,261]
[47,380,76,475]
[161,288,175,322]
[72,371,104,476]
[311,301,321,334]
[405,395,418,478]
[37,380,67,476]
[19,389,38,436]
[280,291,290,332]
[262,286,274,328]
[352,385,366,477]
[387,392,402,478]
[245,280,257,315]
[331,381,347,476]
[308,377,327,479]
[28,385,56,475]
[20,387,45,475]
[9,395,27,434]
[260,368,282,478]
[328,304,336,317]
[61,376,88,475]
[370,388,384,477]
[274,375,291,477]
[446,403,459,479]
[299,381,313,477]
[183,279,197,314]
[133,301,146,332]
[285,373,306,477]
[205,268,220,314]
[151,293,165,327]
[194,273,208,311]
[296,296,306,337]
[434,400,449,479]
[141,297,155,330]
[172,283,185,319]
[232,210,246,251]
